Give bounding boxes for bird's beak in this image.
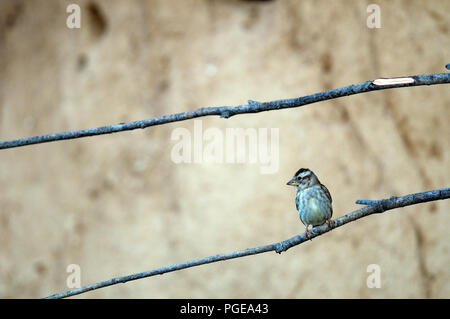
[286,178,299,186]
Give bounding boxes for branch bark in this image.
[1,71,449,150]
[44,187,450,299]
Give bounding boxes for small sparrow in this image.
[286,168,333,237]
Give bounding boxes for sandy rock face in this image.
[0,0,448,298]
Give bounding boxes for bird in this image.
[286,168,333,238]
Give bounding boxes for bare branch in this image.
[1,70,449,150]
[44,187,450,299]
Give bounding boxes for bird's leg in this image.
[305,225,312,240]
[326,218,334,229]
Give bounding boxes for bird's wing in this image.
[320,183,333,217]
[321,184,332,203]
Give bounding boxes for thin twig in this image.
[43,187,450,299]
[355,199,379,205]
[1,70,449,150]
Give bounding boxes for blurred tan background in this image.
[0,0,449,298]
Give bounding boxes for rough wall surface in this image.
[0,0,448,298]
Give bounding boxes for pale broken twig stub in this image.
[372,77,415,86]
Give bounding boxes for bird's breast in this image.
[295,187,332,226]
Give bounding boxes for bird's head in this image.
[286,168,320,190]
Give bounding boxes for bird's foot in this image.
[326,219,334,229]
[305,227,312,240]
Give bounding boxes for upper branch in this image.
[1,70,449,150]
[44,187,450,299]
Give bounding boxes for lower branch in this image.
[44,187,449,299]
